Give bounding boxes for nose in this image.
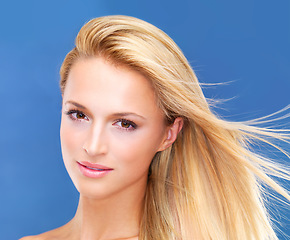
[83,123,108,156]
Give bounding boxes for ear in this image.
[158,117,184,152]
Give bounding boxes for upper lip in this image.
[77,161,113,170]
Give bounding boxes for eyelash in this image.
[65,109,137,131]
[65,109,89,122]
[114,119,137,131]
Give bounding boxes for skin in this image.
[21,57,183,240]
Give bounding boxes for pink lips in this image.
[77,161,113,178]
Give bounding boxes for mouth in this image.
[77,161,113,178]
[78,161,113,170]
[85,166,108,171]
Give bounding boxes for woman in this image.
[21,15,289,240]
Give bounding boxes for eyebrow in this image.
[64,100,146,120]
[65,101,87,109]
[111,112,146,120]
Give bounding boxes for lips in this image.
[78,161,113,170]
[77,161,113,178]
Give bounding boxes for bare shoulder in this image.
[19,233,48,240]
[19,221,75,240]
[19,237,31,240]
[19,236,42,240]
[19,228,63,240]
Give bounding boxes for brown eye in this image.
[121,120,131,128]
[76,112,86,119]
[66,110,88,121]
[114,119,137,131]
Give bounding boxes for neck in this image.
[68,189,144,240]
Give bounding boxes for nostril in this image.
[82,138,108,156]
[83,145,88,153]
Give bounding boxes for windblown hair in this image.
[60,15,290,240]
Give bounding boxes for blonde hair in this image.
[60,15,290,239]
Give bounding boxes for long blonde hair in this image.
[60,15,290,240]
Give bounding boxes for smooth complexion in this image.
[21,57,183,240]
[61,57,177,201]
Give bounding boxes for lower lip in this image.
[77,162,113,178]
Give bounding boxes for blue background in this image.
[0,0,289,239]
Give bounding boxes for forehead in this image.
[63,57,162,117]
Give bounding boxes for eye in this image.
[66,109,89,121]
[114,119,137,131]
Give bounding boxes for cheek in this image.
[60,118,81,160]
[110,129,165,168]
[111,141,155,181]
[60,118,85,184]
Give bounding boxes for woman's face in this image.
[60,57,170,199]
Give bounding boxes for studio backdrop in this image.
[0,1,289,239]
